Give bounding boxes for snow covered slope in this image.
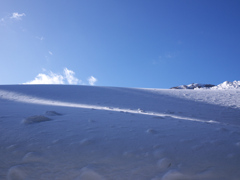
[1,85,240,180]
[211,80,240,89]
[171,80,240,90]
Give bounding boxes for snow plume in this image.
[88,76,97,86]
[10,12,26,20]
[25,68,97,85]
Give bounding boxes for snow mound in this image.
[22,115,51,124]
[211,81,240,89]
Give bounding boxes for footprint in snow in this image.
[227,153,235,158]
[71,138,95,146]
[191,144,204,151]
[80,138,94,146]
[235,142,240,147]
[157,158,172,171]
[88,119,96,123]
[216,127,229,132]
[22,152,46,163]
[146,128,158,134]
[7,165,28,180]
[74,167,105,180]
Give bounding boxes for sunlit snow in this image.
[0,84,240,179]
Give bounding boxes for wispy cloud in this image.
[10,12,26,20]
[152,52,178,65]
[24,68,97,86]
[64,68,81,84]
[48,51,53,55]
[88,76,97,86]
[36,36,44,41]
[1,12,26,26]
[165,52,176,59]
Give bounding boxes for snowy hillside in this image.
[1,85,240,180]
[171,80,240,90]
[211,80,240,89]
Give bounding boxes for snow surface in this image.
[211,81,240,90]
[1,85,240,180]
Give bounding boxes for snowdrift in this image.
[0,85,240,179]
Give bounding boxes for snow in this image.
[171,80,240,90]
[1,84,240,179]
[171,83,215,89]
[211,80,240,89]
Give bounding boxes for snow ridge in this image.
[171,80,240,90]
[211,80,240,89]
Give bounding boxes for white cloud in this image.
[48,51,53,55]
[64,68,80,84]
[11,12,26,20]
[88,76,97,86]
[25,72,64,84]
[25,68,97,85]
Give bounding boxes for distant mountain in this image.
[171,83,215,89]
[171,81,240,90]
[211,80,240,89]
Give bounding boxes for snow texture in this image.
[0,83,240,179]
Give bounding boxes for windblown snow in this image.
[0,84,240,180]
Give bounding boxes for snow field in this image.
[0,85,240,179]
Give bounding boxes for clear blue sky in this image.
[1,0,240,88]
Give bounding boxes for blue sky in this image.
[0,0,240,88]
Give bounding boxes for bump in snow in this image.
[45,111,62,116]
[22,115,51,124]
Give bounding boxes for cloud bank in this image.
[24,68,97,86]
